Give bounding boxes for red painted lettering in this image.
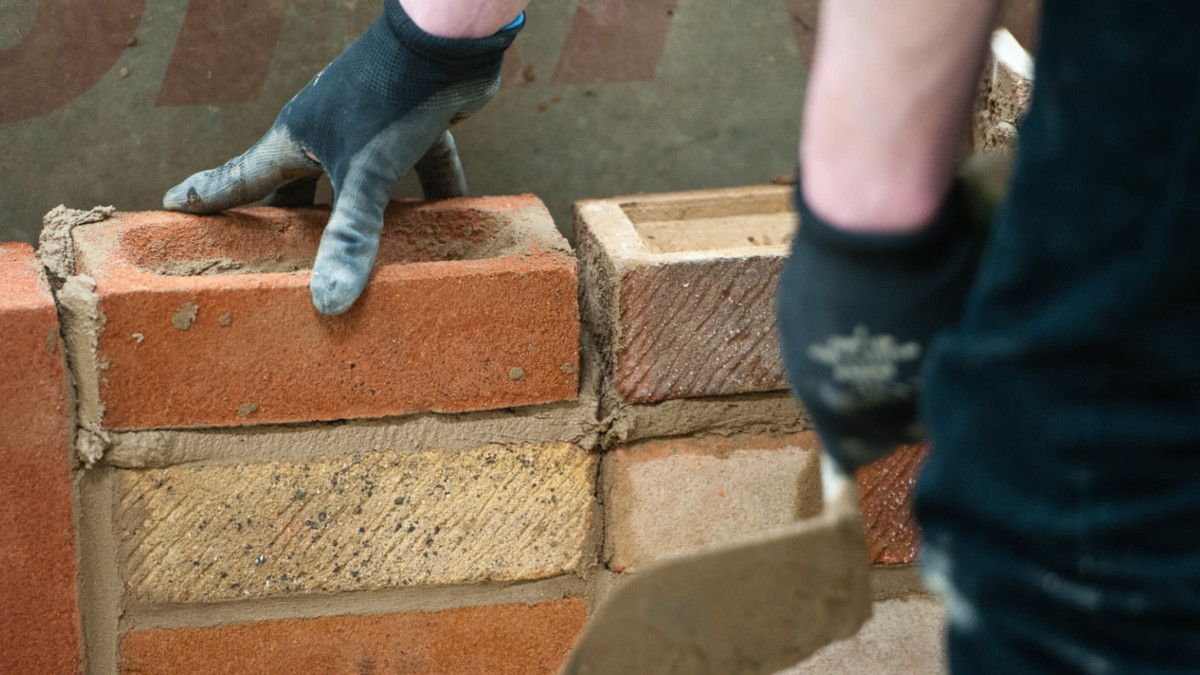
[156,0,293,107]
[0,0,145,125]
[551,0,679,86]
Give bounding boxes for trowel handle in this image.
[415,130,469,200]
[821,449,861,518]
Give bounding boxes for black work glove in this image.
[777,176,979,473]
[164,1,523,315]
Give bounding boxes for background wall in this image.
[0,0,1038,244]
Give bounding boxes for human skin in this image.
[399,0,530,38]
[801,0,1003,232]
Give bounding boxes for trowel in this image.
[559,152,1015,675]
[559,455,872,675]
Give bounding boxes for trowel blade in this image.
[559,500,872,675]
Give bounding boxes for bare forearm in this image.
[399,0,529,39]
[801,0,1001,232]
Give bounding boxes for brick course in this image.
[69,196,579,430]
[120,598,588,675]
[0,244,80,674]
[6,185,942,672]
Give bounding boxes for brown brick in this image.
[120,598,587,675]
[857,444,927,564]
[576,186,794,404]
[973,29,1035,152]
[69,196,579,430]
[0,244,80,673]
[604,431,823,572]
[118,442,597,603]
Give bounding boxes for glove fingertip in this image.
[163,181,206,213]
[310,264,367,316]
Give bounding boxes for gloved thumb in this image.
[164,126,319,213]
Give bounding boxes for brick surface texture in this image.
[118,442,597,602]
[576,187,794,404]
[71,196,579,429]
[973,30,1034,152]
[857,444,927,564]
[617,257,787,402]
[120,599,588,675]
[605,431,823,571]
[0,244,80,673]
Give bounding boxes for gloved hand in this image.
[163,1,524,315]
[777,173,982,474]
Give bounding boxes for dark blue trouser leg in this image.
[918,2,1200,672]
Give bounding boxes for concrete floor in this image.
[779,596,947,675]
[0,0,809,244]
[1,0,1039,245]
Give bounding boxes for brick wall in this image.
[0,32,1037,673]
[0,185,954,675]
[4,190,937,675]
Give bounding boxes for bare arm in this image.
[800,0,1002,232]
[399,0,529,39]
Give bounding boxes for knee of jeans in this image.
[920,538,981,635]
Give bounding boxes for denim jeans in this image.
[917,1,1200,672]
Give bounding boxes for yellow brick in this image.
[117,443,596,603]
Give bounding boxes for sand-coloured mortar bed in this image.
[576,185,795,403]
[68,196,579,430]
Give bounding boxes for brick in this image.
[120,598,588,674]
[68,196,579,430]
[604,431,823,572]
[117,442,597,603]
[576,186,794,404]
[973,29,1035,152]
[857,444,927,565]
[0,244,80,673]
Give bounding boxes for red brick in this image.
[0,243,80,673]
[70,197,579,430]
[120,599,588,675]
[604,431,823,571]
[857,444,927,565]
[576,186,794,404]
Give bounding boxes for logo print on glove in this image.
[806,325,921,397]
